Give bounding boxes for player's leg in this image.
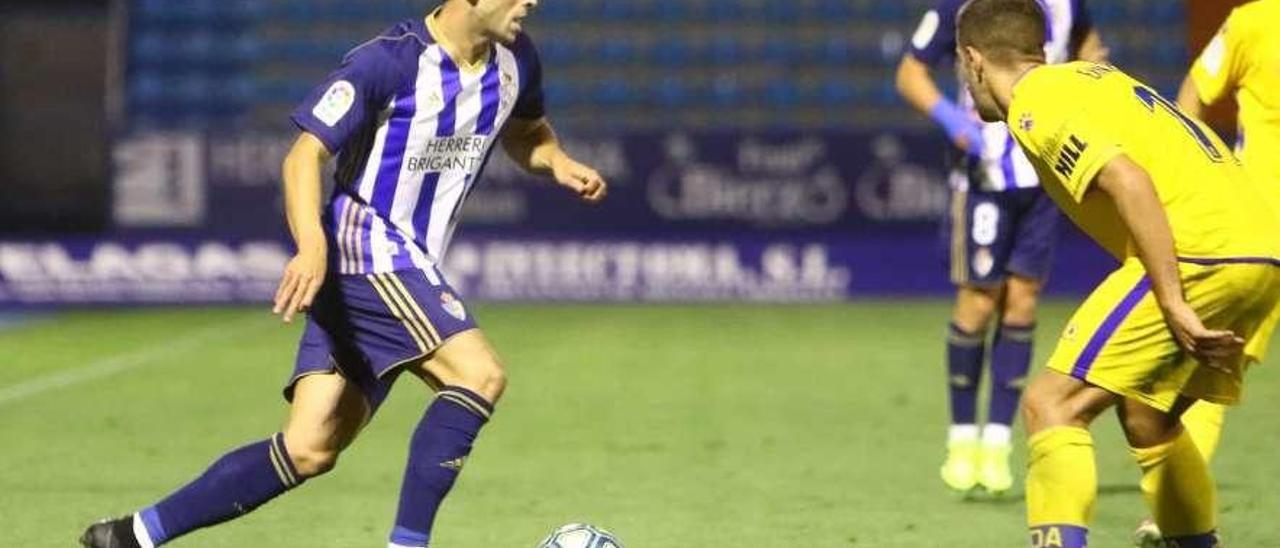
[942,283,1001,491]
[1133,398,1228,546]
[1020,370,1116,548]
[388,330,504,548]
[976,274,1041,493]
[940,186,1010,491]
[1120,396,1220,547]
[82,372,370,548]
[362,269,501,548]
[982,189,1057,493]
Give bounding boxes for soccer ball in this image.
[538,523,623,548]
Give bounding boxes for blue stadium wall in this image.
[0,0,1195,306]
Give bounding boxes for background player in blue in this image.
[895,0,1107,494]
[80,1,607,546]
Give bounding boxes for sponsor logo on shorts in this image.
[973,247,995,278]
[441,292,467,321]
[1064,323,1078,341]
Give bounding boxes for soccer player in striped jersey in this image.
[896,0,1106,495]
[955,0,1280,544]
[1130,2,1280,544]
[81,1,606,547]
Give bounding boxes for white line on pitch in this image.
[0,313,268,408]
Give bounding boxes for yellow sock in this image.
[1181,401,1227,463]
[1131,428,1217,538]
[1026,427,1095,547]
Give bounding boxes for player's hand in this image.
[551,155,607,204]
[929,98,985,158]
[1163,302,1245,372]
[273,243,327,324]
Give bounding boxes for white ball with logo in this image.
[538,523,623,548]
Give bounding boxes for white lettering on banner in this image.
[647,135,849,226]
[208,135,294,187]
[113,133,207,227]
[0,241,290,289]
[443,240,851,301]
[854,135,948,221]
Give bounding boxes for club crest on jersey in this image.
[1019,112,1034,132]
[441,292,466,321]
[500,71,519,104]
[313,80,356,127]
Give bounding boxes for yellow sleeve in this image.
[1189,12,1247,105]
[1014,85,1123,202]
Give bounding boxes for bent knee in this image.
[285,444,340,478]
[459,364,506,403]
[1020,385,1080,433]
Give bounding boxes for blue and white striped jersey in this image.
[909,0,1094,192]
[292,16,543,279]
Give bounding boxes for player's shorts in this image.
[940,185,1060,287]
[1046,258,1280,411]
[285,269,478,410]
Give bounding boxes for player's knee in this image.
[461,363,506,403]
[287,445,341,478]
[1020,383,1074,432]
[1119,406,1181,448]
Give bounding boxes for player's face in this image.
[957,46,1002,122]
[474,0,535,43]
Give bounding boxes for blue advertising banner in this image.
[0,130,1118,306]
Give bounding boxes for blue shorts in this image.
[939,187,1060,287]
[285,269,478,410]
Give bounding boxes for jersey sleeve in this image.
[511,33,546,120]
[290,44,403,154]
[1012,76,1123,202]
[1189,11,1248,106]
[906,0,965,65]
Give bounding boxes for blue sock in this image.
[947,323,986,426]
[137,433,303,546]
[390,386,493,548]
[989,322,1034,427]
[1029,524,1088,547]
[1163,533,1221,548]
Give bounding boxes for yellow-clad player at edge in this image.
[954,0,1280,546]
[1125,1,1280,544]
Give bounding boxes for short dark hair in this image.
[956,0,1047,64]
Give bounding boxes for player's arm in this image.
[1175,76,1206,121]
[1091,156,1243,362]
[274,132,332,322]
[1178,14,1244,119]
[500,117,605,203]
[1074,30,1109,63]
[897,2,982,156]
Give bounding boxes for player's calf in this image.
[390,331,505,547]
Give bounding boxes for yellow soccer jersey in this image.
[1190,0,1280,186]
[1008,62,1280,263]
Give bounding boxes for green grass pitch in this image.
[1,303,1277,547]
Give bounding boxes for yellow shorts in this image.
[1046,258,1280,411]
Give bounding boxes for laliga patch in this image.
[441,292,467,321]
[1199,33,1226,77]
[313,80,356,127]
[911,10,940,50]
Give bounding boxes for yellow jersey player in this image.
[955,0,1280,546]
[1126,2,1280,544]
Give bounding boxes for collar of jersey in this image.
[425,8,493,74]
